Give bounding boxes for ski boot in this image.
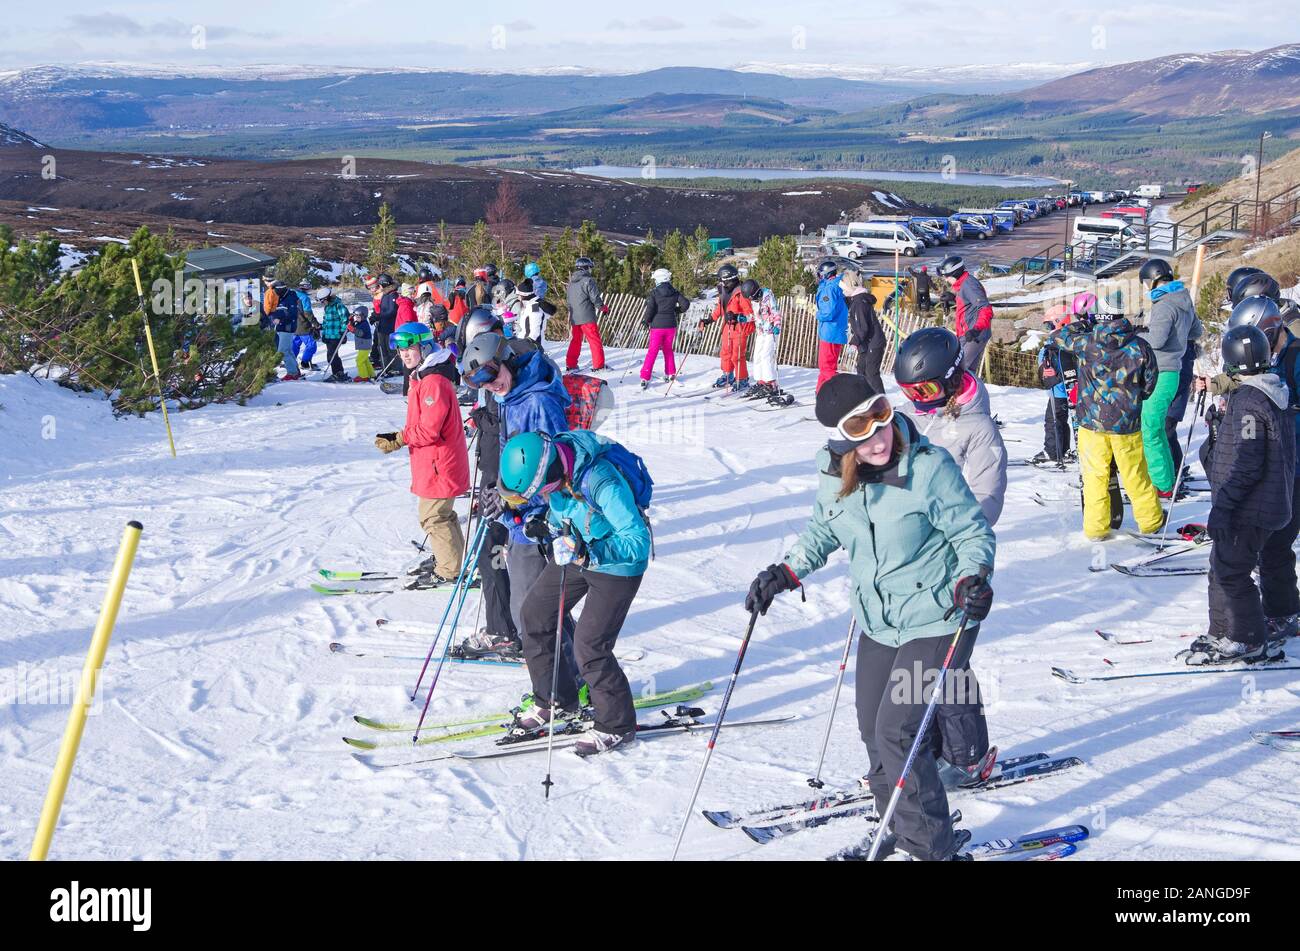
[456,629,524,659]
[1063,448,1078,464]
[767,389,796,408]
[744,382,772,400]
[407,554,436,577]
[512,703,580,734]
[938,746,999,791]
[731,377,751,394]
[640,379,650,391]
[1176,634,1283,667]
[711,372,734,389]
[574,728,637,757]
[665,374,676,384]
[1030,449,1052,465]
[1267,613,1300,642]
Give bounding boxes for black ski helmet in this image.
[1221,324,1271,376]
[484,263,499,281]
[718,263,740,286]
[1225,266,1264,301]
[1138,258,1175,286]
[377,273,396,289]
[419,267,434,281]
[1228,295,1284,345]
[937,255,965,278]
[895,327,963,389]
[740,278,760,298]
[1231,272,1281,306]
[574,256,594,272]
[351,305,369,321]
[816,260,838,281]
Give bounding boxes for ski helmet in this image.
[377,273,396,289]
[894,327,963,408]
[363,274,379,290]
[390,321,434,353]
[740,279,760,298]
[574,256,594,272]
[1221,324,1271,376]
[717,263,740,286]
[652,267,672,285]
[419,267,433,281]
[1231,272,1281,306]
[499,432,565,504]
[816,260,838,281]
[400,282,416,298]
[460,331,510,385]
[315,286,334,303]
[299,279,311,290]
[454,276,467,288]
[937,255,965,278]
[1138,258,1174,286]
[351,305,369,321]
[1227,295,1284,345]
[1225,266,1264,301]
[524,262,540,278]
[1043,303,1072,328]
[456,307,503,353]
[1071,291,1098,317]
[484,263,499,281]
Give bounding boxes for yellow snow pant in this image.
[1078,427,1165,539]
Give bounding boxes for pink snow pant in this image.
[641,327,677,380]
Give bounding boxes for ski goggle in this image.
[836,394,894,442]
[390,330,432,350]
[898,379,946,403]
[499,477,561,509]
[466,361,503,386]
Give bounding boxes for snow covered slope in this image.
[1,348,1298,860]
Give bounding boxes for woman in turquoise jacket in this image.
[746,374,996,860]
[498,429,651,757]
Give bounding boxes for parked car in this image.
[1073,215,1144,250]
[951,213,993,240]
[1136,184,1163,199]
[909,216,957,242]
[843,221,925,257]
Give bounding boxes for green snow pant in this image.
[1141,370,1181,492]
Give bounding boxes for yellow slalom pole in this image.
[30,520,143,861]
[131,259,177,458]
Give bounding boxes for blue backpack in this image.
[579,441,655,558]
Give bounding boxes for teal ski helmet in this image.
[390,321,434,353]
[499,432,563,505]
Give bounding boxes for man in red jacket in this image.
[375,323,471,586]
[939,255,994,376]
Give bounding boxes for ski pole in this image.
[1157,388,1206,551]
[807,617,857,789]
[542,555,572,800]
[408,517,489,702]
[412,523,492,740]
[866,611,973,861]
[663,325,693,397]
[671,606,761,861]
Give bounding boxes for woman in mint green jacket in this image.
[746,374,996,860]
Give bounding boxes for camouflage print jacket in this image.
[1046,317,1158,435]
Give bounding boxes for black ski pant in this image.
[1208,524,1269,646]
[855,332,886,395]
[478,518,517,640]
[1260,478,1300,620]
[508,540,577,694]
[520,563,641,735]
[931,623,988,768]
[855,630,961,861]
[324,336,345,377]
[1043,394,1071,461]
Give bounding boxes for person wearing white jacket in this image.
[513,279,556,345]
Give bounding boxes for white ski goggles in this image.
[836,394,894,442]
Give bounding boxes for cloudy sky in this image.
[0,2,1289,71]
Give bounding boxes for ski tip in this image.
[342,736,378,750]
[740,825,777,845]
[375,618,389,627]
[701,809,735,829]
[329,642,346,654]
[1051,667,1084,684]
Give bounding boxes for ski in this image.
[329,641,645,665]
[451,712,797,761]
[318,568,400,582]
[344,682,714,749]
[1111,561,1208,577]
[702,752,1051,831]
[1124,530,1209,549]
[738,756,1082,844]
[1053,660,1300,683]
[312,582,397,596]
[827,823,1085,862]
[1252,730,1300,751]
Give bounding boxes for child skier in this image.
[748,286,792,406]
[1045,305,1164,539]
[373,322,470,588]
[640,267,689,389]
[350,306,374,382]
[1181,324,1295,666]
[514,279,557,345]
[699,263,741,389]
[1033,302,1078,466]
[497,429,652,756]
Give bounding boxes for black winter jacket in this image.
[1202,374,1295,533]
[846,289,882,350]
[375,291,399,337]
[644,282,690,329]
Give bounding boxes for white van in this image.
[1073,216,1143,249]
[1136,184,1163,199]
[834,221,925,258]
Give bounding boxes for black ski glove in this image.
[523,516,550,542]
[699,317,715,328]
[963,328,980,344]
[478,486,503,520]
[951,574,993,622]
[745,563,800,616]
